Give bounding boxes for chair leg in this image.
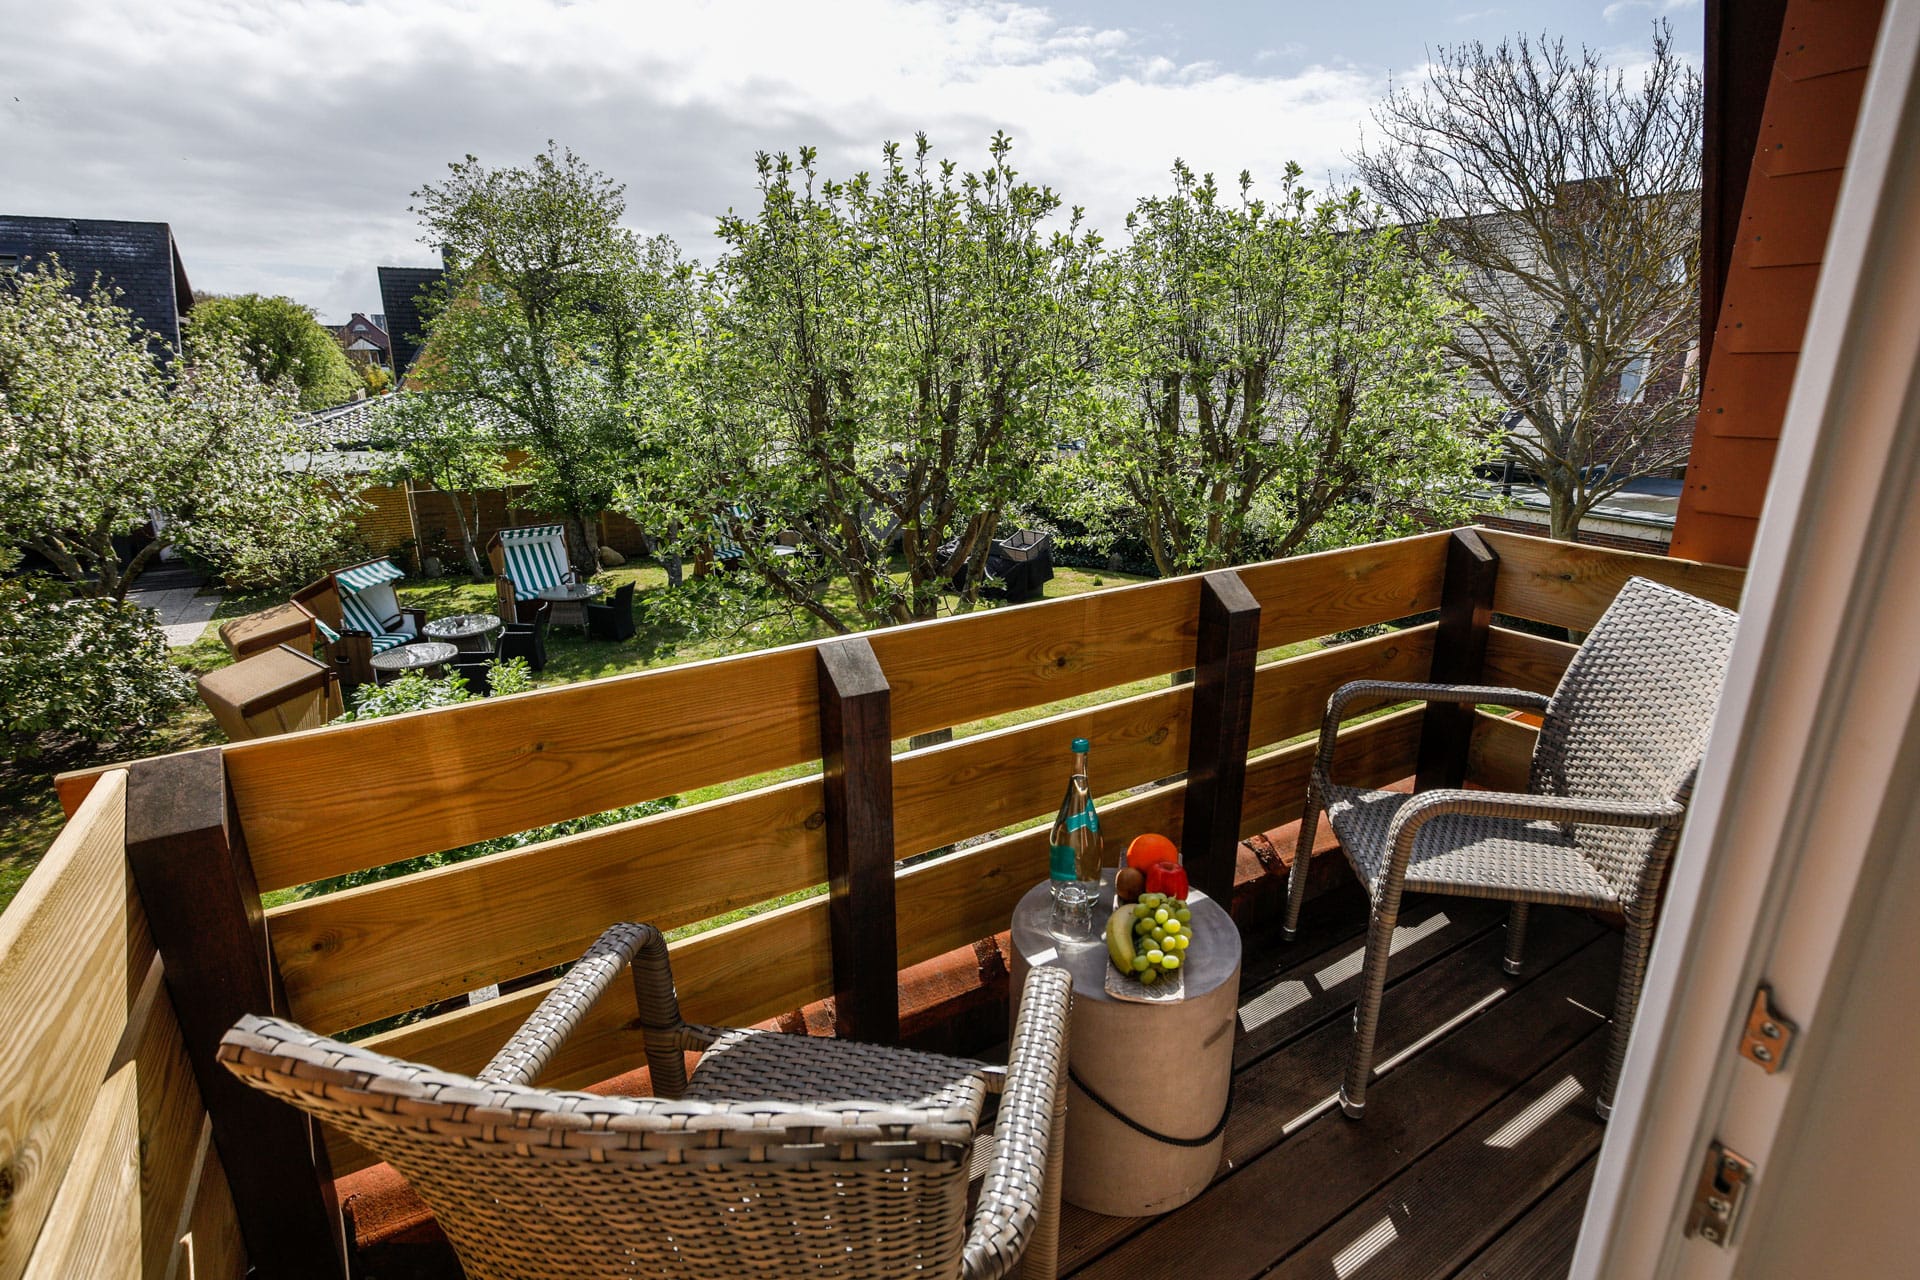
[1503,902,1531,976]
[1283,781,1321,941]
[1340,887,1404,1119]
[1597,912,1656,1120]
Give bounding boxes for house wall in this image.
[353,484,417,560]
[1671,0,1885,565]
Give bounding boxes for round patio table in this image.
[537,582,604,634]
[424,612,504,654]
[1009,868,1241,1217]
[368,641,459,686]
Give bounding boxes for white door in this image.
[1571,7,1920,1276]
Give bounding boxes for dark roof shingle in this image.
[0,215,192,352]
[377,266,444,377]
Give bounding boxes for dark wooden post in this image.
[1415,529,1501,792]
[1181,570,1261,906]
[817,638,900,1045]
[123,748,347,1279]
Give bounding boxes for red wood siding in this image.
[1672,0,1885,566]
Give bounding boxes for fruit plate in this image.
[1104,964,1186,1004]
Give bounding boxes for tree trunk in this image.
[1547,487,1580,541]
[450,491,487,579]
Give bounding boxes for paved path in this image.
[128,567,221,648]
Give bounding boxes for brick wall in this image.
[353,484,417,561]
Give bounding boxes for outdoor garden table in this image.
[368,641,459,686]
[537,582,603,634]
[1009,868,1241,1216]
[424,612,504,654]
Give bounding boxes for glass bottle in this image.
[1048,737,1105,944]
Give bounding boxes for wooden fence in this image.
[14,526,1744,1277]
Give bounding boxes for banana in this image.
[1104,905,1137,974]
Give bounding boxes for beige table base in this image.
[1010,873,1241,1217]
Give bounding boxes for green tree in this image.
[663,133,1099,633]
[409,144,686,575]
[374,393,509,578]
[0,263,358,598]
[1355,26,1702,540]
[1064,163,1493,575]
[187,292,362,410]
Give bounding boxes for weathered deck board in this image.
[1059,900,1609,1275]
[1448,1156,1597,1280]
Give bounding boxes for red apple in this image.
[1146,860,1189,900]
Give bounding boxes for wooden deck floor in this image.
[1052,888,1619,1280]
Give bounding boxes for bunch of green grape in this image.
[1127,892,1193,985]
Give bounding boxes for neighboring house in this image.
[0,214,193,352]
[328,312,392,368]
[377,265,443,383]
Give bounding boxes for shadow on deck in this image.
[1055,888,1616,1280]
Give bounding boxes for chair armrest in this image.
[1313,680,1553,790]
[475,922,713,1096]
[963,966,1072,1280]
[1380,788,1687,883]
[399,606,428,634]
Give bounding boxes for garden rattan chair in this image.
[220,922,1072,1280]
[1281,576,1738,1120]
[586,580,636,642]
[497,600,550,672]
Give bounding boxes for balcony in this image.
[0,527,1746,1279]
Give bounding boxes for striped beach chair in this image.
[487,524,577,622]
[292,558,425,689]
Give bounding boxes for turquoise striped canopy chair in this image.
[487,524,577,622]
[292,558,425,688]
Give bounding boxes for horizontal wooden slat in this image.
[270,776,828,1034]
[325,894,836,1176]
[1468,711,1540,794]
[1482,626,1579,696]
[226,644,823,892]
[1237,532,1449,650]
[1247,626,1434,749]
[21,1064,142,1280]
[892,625,1435,864]
[1477,528,1745,631]
[0,771,144,1280]
[895,710,1427,974]
[868,575,1201,741]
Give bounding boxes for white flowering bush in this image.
[0,574,193,760]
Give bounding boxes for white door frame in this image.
[1572,6,1920,1275]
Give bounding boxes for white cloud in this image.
[0,0,1386,319]
[1602,0,1700,22]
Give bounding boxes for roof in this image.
[0,215,193,351]
[301,398,395,449]
[377,266,444,377]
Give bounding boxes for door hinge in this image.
[1685,1141,1756,1247]
[1738,984,1797,1073]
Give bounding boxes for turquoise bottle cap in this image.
[1071,737,1091,753]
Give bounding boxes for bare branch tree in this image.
[1355,24,1702,540]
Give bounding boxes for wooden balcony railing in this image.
[0,527,1744,1279]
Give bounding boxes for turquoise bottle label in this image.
[1049,843,1077,881]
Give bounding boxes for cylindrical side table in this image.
[1009,870,1241,1217]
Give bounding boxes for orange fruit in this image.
[1126,832,1179,873]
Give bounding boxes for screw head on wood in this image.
[1752,1044,1773,1062]
[1701,1227,1722,1243]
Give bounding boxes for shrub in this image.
[0,576,194,760]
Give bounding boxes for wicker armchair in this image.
[1282,576,1738,1120]
[220,923,1072,1280]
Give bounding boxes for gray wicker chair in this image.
[219,923,1072,1280]
[1281,576,1738,1120]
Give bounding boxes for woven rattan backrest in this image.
[220,1016,987,1280]
[1530,576,1738,893]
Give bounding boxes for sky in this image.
[0,0,1701,325]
